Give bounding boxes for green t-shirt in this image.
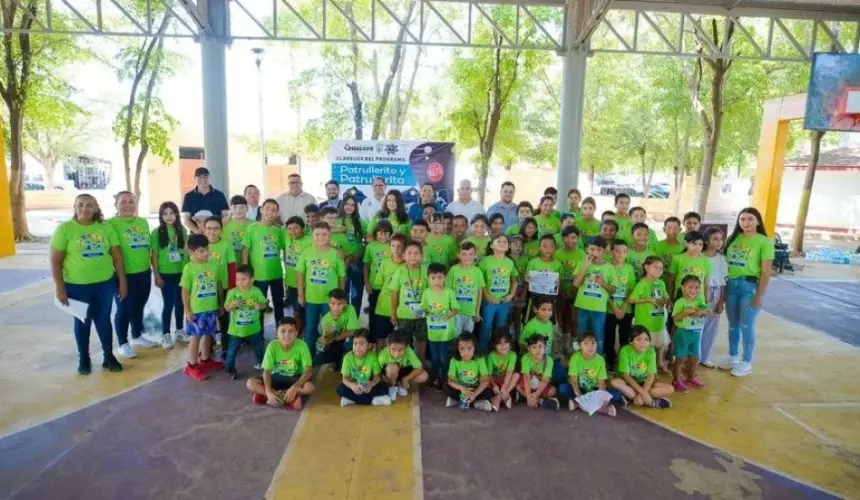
[207,238,236,288]
[513,255,529,285]
[568,351,607,392]
[726,233,775,280]
[297,247,346,304]
[447,357,488,387]
[526,257,564,291]
[617,344,657,384]
[609,263,636,314]
[224,218,252,256]
[283,235,312,288]
[262,339,312,377]
[243,223,286,281]
[463,236,492,264]
[575,218,601,239]
[108,216,151,274]
[225,286,267,337]
[630,278,668,334]
[486,351,517,376]
[180,260,221,314]
[672,297,710,331]
[387,265,428,320]
[150,227,187,275]
[520,318,554,354]
[506,223,524,236]
[425,234,457,267]
[420,287,458,342]
[574,261,616,312]
[374,258,403,317]
[333,219,362,257]
[554,247,586,294]
[534,214,560,237]
[479,255,518,300]
[654,239,685,272]
[520,353,553,379]
[50,220,119,285]
[670,253,712,301]
[341,351,382,383]
[446,264,486,316]
[369,214,411,236]
[363,241,392,290]
[318,305,360,351]
[614,215,633,243]
[627,247,656,281]
[522,239,541,261]
[377,346,423,369]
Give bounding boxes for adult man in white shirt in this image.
[275,173,317,222]
[445,179,485,222]
[244,184,262,221]
[360,176,387,220]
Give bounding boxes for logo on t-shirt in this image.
[125,226,149,250]
[309,258,333,285]
[454,276,476,303]
[278,358,298,376]
[261,233,279,259]
[77,232,106,258]
[457,367,478,386]
[727,243,751,268]
[196,270,217,298]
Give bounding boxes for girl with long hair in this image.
[151,201,188,348]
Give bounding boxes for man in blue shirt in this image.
[487,181,518,230]
[181,167,230,234]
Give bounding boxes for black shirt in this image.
[181,187,229,216]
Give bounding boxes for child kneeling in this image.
[517,334,560,410]
[563,332,615,417]
[379,330,428,402]
[338,329,392,406]
[610,325,673,408]
[246,317,315,410]
[445,334,493,411]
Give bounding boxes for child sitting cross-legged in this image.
[610,325,674,409]
[445,334,494,412]
[517,334,561,410]
[246,317,315,410]
[378,330,429,402]
[337,329,392,407]
[561,331,616,417]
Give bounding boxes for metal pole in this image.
[253,47,267,194]
[556,0,590,197]
[200,0,230,193]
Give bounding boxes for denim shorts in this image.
[187,311,218,337]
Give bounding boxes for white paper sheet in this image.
[528,271,559,295]
[575,390,613,416]
[54,296,89,322]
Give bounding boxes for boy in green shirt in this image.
[224,195,252,257]
[451,215,469,246]
[561,332,615,416]
[517,335,560,410]
[628,223,657,280]
[520,296,555,354]
[421,263,459,389]
[337,330,392,406]
[554,226,585,348]
[505,201,534,236]
[224,265,268,379]
[389,240,429,361]
[447,241,486,335]
[425,213,457,267]
[573,237,617,355]
[363,219,393,335]
[247,317,315,410]
[180,234,225,381]
[379,330,429,401]
[629,207,659,250]
[654,216,685,276]
[283,216,311,327]
[671,275,712,393]
[373,234,406,349]
[318,288,360,367]
[303,204,320,236]
[445,334,493,411]
[606,239,636,370]
[613,193,633,244]
[242,199,287,324]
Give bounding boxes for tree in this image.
[791,130,824,255]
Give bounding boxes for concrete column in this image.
[200,0,230,192]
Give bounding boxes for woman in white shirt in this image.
[701,226,728,368]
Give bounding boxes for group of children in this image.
[153,187,729,412]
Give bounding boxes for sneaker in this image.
[341,397,355,407]
[473,400,493,412]
[718,355,739,370]
[172,329,188,343]
[568,400,576,412]
[540,398,560,411]
[287,397,303,410]
[372,395,392,406]
[731,362,753,377]
[397,385,408,397]
[504,396,512,410]
[183,363,208,381]
[160,334,174,349]
[130,336,156,348]
[117,343,137,359]
[388,386,398,401]
[433,380,444,392]
[654,397,672,409]
[446,397,458,408]
[200,358,225,372]
[102,355,123,372]
[252,393,267,405]
[700,360,715,369]
[672,380,690,393]
[77,357,92,375]
[226,368,238,380]
[686,376,706,388]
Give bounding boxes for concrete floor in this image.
[1,260,858,500]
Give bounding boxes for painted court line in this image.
[772,405,837,448]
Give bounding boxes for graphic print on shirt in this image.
[582,271,603,298]
[261,232,280,259]
[727,242,751,268]
[77,232,107,258]
[279,358,298,376]
[308,258,333,285]
[125,224,149,250]
[453,275,477,305]
[196,270,217,299]
[488,266,511,295]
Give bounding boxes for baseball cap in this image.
[194,167,210,177]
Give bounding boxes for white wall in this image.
[776,168,860,233]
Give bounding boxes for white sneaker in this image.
[445,397,458,408]
[340,397,355,407]
[731,362,753,377]
[700,360,715,369]
[397,385,408,397]
[172,329,188,343]
[160,334,174,349]
[473,400,492,412]
[130,336,156,348]
[372,395,392,406]
[718,355,739,370]
[388,386,398,401]
[118,343,137,359]
[568,400,576,411]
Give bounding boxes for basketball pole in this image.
[0,116,16,258]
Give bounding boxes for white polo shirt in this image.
[445,199,486,222]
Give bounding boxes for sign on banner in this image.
[528,271,559,296]
[329,140,456,208]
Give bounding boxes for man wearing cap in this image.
[319,179,342,211]
[275,173,317,222]
[181,167,230,234]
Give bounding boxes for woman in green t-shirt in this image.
[109,191,155,358]
[368,190,411,237]
[718,208,774,378]
[150,201,188,348]
[50,193,127,374]
[339,195,366,313]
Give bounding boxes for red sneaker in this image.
[184,364,208,381]
[686,376,706,389]
[252,393,267,405]
[672,379,689,393]
[200,358,225,372]
[287,396,303,410]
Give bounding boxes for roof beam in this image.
[611,1,860,22]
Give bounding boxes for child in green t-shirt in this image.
[203,216,235,347]
[606,239,636,370]
[373,233,406,348]
[444,334,493,411]
[451,215,469,246]
[525,234,562,324]
[489,213,505,239]
[613,193,633,244]
[303,204,320,235]
[388,240,429,360]
[464,215,492,265]
[629,207,658,250]
[363,219,393,336]
[517,335,560,410]
[150,201,188,348]
[242,199,287,325]
[599,220,619,261]
[628,222,657,280]
[609,325,673,409]
[655,216,685,276]
[561,332,615,417]
[682,211,702,235]
[668,231,712,303]
[247,317,315,410]
[180,234,225,382]
[379,330,429,401]
[574,197,601,241]
[337,329,391,406]
[573,237,616,354]
[318,288,360,367]
[487,332,519,411]
[505,201,534,236]
[554,226,585,349]
[425,213,457,268]
[509,235,528,340]
[224,265,268,379]
[671,275,713,393]
[534,196,561,237]
[630,255,671,374]
[224,195,252,258]
[421,263,458,389]
[283,216,311,329]
[447,241,486,335]
[520,296,555,355]
[479,235,519,354]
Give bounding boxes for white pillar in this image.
[200,0,230,192]
[556,0,590,197]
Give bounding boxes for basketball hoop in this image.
[833,87,860,131]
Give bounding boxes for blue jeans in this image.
[159,273,183,334]
[115,270,151,345]
[225,332,264,370]
[304,302,330,362]
[367,290,380,332]
[347,261,364,313]
[479,302,511,353]
[256,278,285,325]
[726,278,760,363]
[66,279,116,359]
[428,340,451,381]
[577,309,606,354]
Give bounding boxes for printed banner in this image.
[329,140,456,208]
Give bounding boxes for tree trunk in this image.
[371,0,416,140]
[133,37,164,199]
[588,164,595,195]
[8,105,31,240]
[791,130,824,255]
[477,152,490,205]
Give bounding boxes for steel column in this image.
[200,0,230,192]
